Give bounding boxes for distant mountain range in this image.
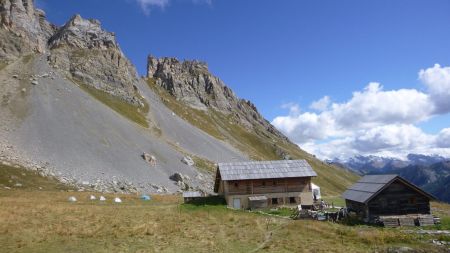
[328,154,450,203]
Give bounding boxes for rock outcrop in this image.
[48,15,143,106]
[147,56,288,140]
[0,0,55,60]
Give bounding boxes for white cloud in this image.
[135,0,212,15]
[332,82,431,129]
[310,96,330,111]
[351,124,433,153]
[272,64,450,160]
[136,0,169,15]
[437,128,450,148]
[272,112,337,143]
[419,64,450,114]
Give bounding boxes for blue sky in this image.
[37,0,450,159]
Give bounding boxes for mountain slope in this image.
[147,57,359,195]
[0,0,358,195]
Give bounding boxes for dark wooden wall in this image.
[368,181,431,216]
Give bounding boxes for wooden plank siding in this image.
[367,181,431,216]
[226,177,311,195]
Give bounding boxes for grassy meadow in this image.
[0,164,449,253]
[1,188,449,253]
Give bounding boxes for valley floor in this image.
[0,189,449,253]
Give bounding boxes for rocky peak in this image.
[147,55,289,141]
[49,14,117,50]
[48,14,142,106]
[147,55,238,112]
[0,0,54,59]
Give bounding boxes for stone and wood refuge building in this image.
[342,174,435,222]
[214,160,317,210]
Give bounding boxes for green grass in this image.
[21,54,34,65]
[260,207,294,217]
[322,196,346,207]
[0,188,448,253]
[0,163,72,192]
[0,61,7,71]
[73,78,149,128]
[192,156,216,173]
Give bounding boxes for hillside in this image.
[146,58,358,195]
[0,0,357,195]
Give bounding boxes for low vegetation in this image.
[0,163,72,192]
[1,186,449,252]
[146,78,359,195]
[0,61,7,71]
[192,156,216,173]
[73,78,149,128]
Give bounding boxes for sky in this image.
[36,0,450,160]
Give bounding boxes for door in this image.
[233,198,241,209]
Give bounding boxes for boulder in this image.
[31,80,38,85]
[99,196,106,201]
[68,196,77,202]
[181,156,194,166]
[114,197,122,203]
[169,172,184,182]
[89,195,96,200]
[142,152,156,165]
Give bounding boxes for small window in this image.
[273,180,277,186]
[262,181,266,187]
[272,198,278,205]
[289,197,296,204]
[409,197,416,204]
[234,182,239,188]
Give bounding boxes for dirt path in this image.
[249,220,290,253]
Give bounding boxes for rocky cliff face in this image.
[1,0,143,107]
[147,56,287,140]
[0,0,56,60]
[48,15,143,106]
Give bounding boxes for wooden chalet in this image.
[213,160,317,210]
[342,174,436,222]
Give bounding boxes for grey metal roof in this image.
[217,159,317,181]
[182,191,202,198]
[248,196,268,201]
[342,174,397,203]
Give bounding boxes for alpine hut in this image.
[342,174,436,222]
[214,160,317,210]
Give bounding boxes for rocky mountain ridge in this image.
[147,55,288,141]
[329,153,448,175]
[0,0,56,59]
[48,14,143,106]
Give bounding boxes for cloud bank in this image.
[272,64,450,160]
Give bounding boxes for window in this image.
[262,181,266,187]
[272,198,278,205]
[409,197,416,204]
[289,197,296,204]
[234,182,239,188]
[273,180,277,186]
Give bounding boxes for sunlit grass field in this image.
[1,187,449,252]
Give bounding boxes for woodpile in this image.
[379,214,437,227]
[418,215,435,226]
